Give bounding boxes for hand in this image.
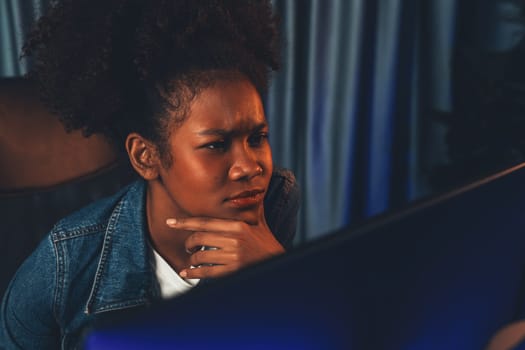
[165,217,285,279]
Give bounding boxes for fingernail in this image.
[166,218,177,226]
[179,270,187,278]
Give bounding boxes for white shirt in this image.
[150,247,200,299]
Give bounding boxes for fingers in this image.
[180,264,234,279]
[167,217,250,253]
[166,215,279,279]
[166,217,248,232]
[184,232,240,253]
[188,249,237,267]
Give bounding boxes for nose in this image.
[228,143,263,181]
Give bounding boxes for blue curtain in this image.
[267,0,457,241]
[1,0,460,242]
[0,0,50,77]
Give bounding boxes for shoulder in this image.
[4,180,141,294]
[269,168,299,194]
[267,167,300,205]
[1,180,141,307]
[50,180,139,241]
[265,168,300,248]
[271,167,297,186]
[0,183,130,349]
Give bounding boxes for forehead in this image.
[182,78,267,132]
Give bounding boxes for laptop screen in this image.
[83,163,525,349]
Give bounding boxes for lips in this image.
[228,189,264,200]
[226,189,265,208]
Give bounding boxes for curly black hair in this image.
[23,0,281,162]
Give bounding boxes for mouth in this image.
[226,189,265,208]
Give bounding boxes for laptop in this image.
[83,163,525,349]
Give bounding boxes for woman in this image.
[0,0,299,348]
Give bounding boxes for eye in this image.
[248,132,269,147]
[202,140,228,151]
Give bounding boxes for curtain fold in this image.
[0,0,49,77]
[268,0,457,240]
[366,0,403,217]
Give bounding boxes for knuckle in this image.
[196,267,211,278]
[197,217,211,229]
[184,238,193,251]
[192,231,204,240]
[187,231,203,245]
[232,252,241,263]
[233,222,245,232]
[228,236,242,248]
[189,254,199,266]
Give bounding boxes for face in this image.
[157,78,273,225]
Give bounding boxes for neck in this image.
[146,179,191,272]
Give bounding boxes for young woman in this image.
[0,1,299,348]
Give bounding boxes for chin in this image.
[242,208,266,226]
[221,208,261,226]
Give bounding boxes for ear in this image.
[125,133,160,180]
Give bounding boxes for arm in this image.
[1,235,60,349]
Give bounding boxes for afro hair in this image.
[24,0,281,154]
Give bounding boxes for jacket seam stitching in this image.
[52,225,107,242]
[84,199,124,314]
[91,298,149,315]
[52,235,62,322]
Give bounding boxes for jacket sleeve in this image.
[264,168,301,250]
[1,234,60,349]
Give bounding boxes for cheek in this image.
[261,146,273,172]
[174,155,228,188]
[188,168,223,186]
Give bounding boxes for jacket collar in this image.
[85,180,158,315]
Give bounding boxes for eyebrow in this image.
[196,122,268,136]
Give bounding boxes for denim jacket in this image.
[0,168,299,349]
